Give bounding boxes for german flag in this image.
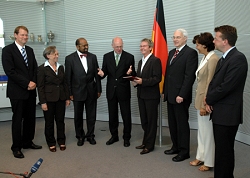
[152,0,168,93]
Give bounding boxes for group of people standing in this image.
[1,24,248,178]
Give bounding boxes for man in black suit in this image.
[2,26,42,159]
[205,25,248,178]
[98,37,136,147]
[133,38,162,154]
[163,28,198,162]
[65,38,102,146]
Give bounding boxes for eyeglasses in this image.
[114,46,123,49]
[171,36,182,40]
[140,45,149,48]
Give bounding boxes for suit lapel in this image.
[13,43,28,67]
[141,55,154,75]
[170,45,187,65]
[75,53,87,75]
[214,47,236,74]
[86,54,92,74]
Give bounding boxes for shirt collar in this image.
[223,46,236,58]
[15,41,25,51]
[44,60,61,70]
[142,53,152,62]
[176,44,186,52]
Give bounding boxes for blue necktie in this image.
[21,47,28,66]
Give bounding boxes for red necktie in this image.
[170,50,179,64]
[80,54,87,58]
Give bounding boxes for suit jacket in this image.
[136,54,162,99]
[206,47,248,126]
[101,50,136,100]
[2,42,37,99]
[37,64,70,104]
[195,52,219,110]
[65,51,102,101]
[163,45,198,104]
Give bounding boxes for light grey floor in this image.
[0,118,250,178]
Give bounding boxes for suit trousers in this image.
[43,100,66,147]
[138,98,159,151]
[73,97,97,139]
[107,90,131,140]
[213,123,238,178]
[167,101,190,156]
[10,96,36,151]
[196,111,215,167]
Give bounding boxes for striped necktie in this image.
[170,50,179,64]
[21,47,28,66]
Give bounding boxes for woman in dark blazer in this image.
[133,38,162,154]
[37,46,70,152]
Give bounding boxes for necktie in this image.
[80,53,87,58]
[115,54,119,66]
[170,50,179,64]
[21,47,28,66]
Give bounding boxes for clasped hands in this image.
[204,97,213,113]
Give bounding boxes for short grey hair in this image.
[43,46,56,60]
[176,28,188,38]
[141,38,154,48]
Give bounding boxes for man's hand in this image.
[126,65,132,75]
[97,68,104,77]
[97,92,101,98]
[41,103,48,111]
[204,97,213,113]
[134,77,142,84]
[66,100,70,106]
[200,108,208,116]
[28,81,36,90]
[176,96,183,103]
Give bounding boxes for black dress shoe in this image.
[77,138,84,146]
[87,138,96,145]
[164,149,179,155]
[140,148,151,155]
[172,154,190,162]
[124,140,130,147]
[106,137,119,145]
[23,143,42,149]
[13,151,24,158]
[135,144,145,149]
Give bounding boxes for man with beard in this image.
[65,38,102,146]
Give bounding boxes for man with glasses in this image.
[163,28,198,162]
[98,37,136,147]
[65,38,102,146]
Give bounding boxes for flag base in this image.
[155,135,171,147]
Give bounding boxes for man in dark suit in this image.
[163,28,198,162]
[2,26,42,159]
[65,38,102,146]
[205,25,248,178]
[133,38,162,154]
[97,37,136,147]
